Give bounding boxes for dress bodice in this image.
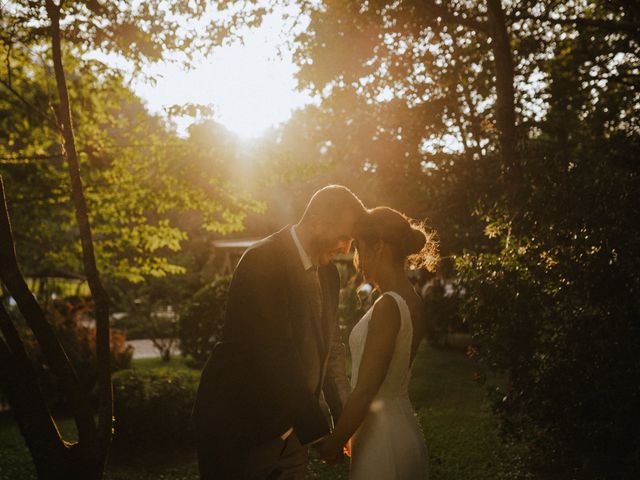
[349,291,414,398]
[347,291,429,479]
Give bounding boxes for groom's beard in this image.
[310,236,340,265]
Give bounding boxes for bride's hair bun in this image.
[404,220,438,270]
[354,206,438,271]
[405,226,427,257]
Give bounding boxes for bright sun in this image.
[134,8,311,139]
[204,40,308,138]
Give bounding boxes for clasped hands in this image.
[313,435,351,465]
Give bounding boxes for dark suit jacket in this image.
[192,226,350,446]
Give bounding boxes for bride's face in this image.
[355,238,383,284]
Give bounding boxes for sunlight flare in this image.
[133,7,312,138]
[201,39,308,138]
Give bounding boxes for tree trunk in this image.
[161,347,172,363]
[47,0,113,475]
[486,0,521,187]
[0,178,97,479]
[0,305,68,479]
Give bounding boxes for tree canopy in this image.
[1,0,638,478]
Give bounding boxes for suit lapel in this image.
[278,226,327,360]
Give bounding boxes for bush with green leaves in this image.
[112,367,200,447]
[178,276,231,368]
[21,297,133,409]
[457,142,640,479]
[452,9,640,476]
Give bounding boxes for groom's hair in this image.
[300,185,366,224]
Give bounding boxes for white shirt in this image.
[290,225,315,271]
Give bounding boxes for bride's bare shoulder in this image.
[369,294,401,336]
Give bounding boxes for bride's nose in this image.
[338,239,353,254]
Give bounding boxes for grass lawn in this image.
[130,355,193,372]
[0,346,530,479]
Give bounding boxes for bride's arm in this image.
[319,295,401,460]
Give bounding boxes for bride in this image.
[318,206,437,479]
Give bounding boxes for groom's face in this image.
[312,212,357,265]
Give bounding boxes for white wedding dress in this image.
[348,291,429,479]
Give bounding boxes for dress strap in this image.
[383,291,412,334]
[382,291,415,383]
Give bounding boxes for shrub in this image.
[22,298,133,408]
[178,276,231,368]
[457,217,640,479]
[112,367,200,447]
[107,328,134,372]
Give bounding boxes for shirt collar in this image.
[290,225,315,271]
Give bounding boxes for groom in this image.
[192,185,367,479]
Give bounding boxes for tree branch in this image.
[45,0,113,463]
[417,1,489,33]
[0,175,97,447]
[487,0,521,187]
[0,304,70,480]
[0,298,32,369]
[509,13,640,36]
[0,76,62,133]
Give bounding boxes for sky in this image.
[130,5,314,139]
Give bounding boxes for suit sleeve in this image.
[322,320,351,423]
[226,247,329,444]
[321,266,351,424]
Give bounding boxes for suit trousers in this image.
[197,431,308,480]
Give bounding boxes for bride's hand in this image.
[316,436,343,465]
[343,438,352,458]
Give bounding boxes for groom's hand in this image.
[314,436,343,465]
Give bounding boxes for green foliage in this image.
[458,223,640,477]
[1,1,638,477]
[289,1,640,477]
[178,276,232,368]
[0,44,263,282]
[456,9,640,474]
[1,1,270,71]
[1,0,269,283]
[458,150,640,477]
[246,0,507,258]
[111,367,200,448]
